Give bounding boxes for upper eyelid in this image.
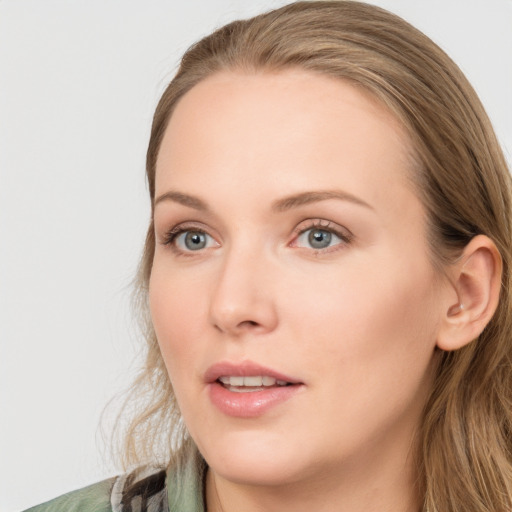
[159,221,216,245]
[164,220,213,235]
[293,219,333,232]
[292,219,353,238]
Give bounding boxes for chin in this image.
[199,431,311,486]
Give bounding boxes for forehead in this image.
[155,70,415,204]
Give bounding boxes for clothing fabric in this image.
[23,462,205,512]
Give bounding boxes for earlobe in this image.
[437,235,502,351]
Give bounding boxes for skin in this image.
[149,70,454,512]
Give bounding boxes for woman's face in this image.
[150,70,448,488]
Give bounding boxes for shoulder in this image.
[23,477,116,512]
[112,465,168,511]
[23,466,168,512]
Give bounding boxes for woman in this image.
[26,1,512,511]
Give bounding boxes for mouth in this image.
[205,361,303,417]
[217,375,294,393]
[205,360,302,387]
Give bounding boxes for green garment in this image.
[23,461,205,512]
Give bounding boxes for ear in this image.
[437,235,502,351]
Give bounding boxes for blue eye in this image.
[296,227,343,250]
[174,230,215,251]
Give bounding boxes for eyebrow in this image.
[154,191,209,211]
[272,190,373,212]
[153,189,373,212]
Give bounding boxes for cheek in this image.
[288,253,440,386]
[285,257,440,455]
[149,265,209,378]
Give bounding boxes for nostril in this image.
[240,320,259,327]
[214,319,260,333]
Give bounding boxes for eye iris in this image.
[184,231,206,250]
[308,229,331,249]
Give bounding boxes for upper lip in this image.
[204,360,302,384]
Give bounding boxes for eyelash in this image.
[291,220,353,253]
[160,219,353,256]
[161,222,214,257]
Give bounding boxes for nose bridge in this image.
[209,236,277,335]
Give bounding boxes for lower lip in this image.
[208,382,303,418]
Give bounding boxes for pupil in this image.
[185,231,206,250]
[309,229,331,248]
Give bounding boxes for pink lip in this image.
[205,361,304,418]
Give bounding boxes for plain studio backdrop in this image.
[0,1,511,510]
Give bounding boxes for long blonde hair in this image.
[114,2,512,510]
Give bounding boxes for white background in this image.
[1,1,511,510]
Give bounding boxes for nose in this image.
[208,244,279,336]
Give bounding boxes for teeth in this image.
[244,376,263,386]
[218,376,288,387]
[262,376,276,386]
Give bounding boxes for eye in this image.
[292,221,352,252]
[300,228,338,249]
[163,226,218,253]
[176,231,212,251]
[297,228,342,249]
